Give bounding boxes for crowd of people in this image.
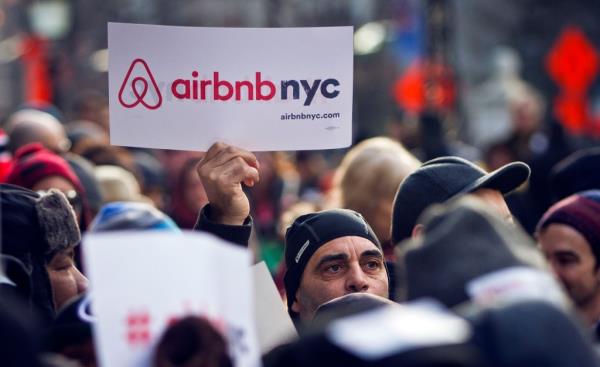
[1,83,600,367]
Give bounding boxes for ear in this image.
[291,297,302,314]
[411,224,424,239]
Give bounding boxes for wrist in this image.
[208,204,248,226]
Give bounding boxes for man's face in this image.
[291,236,388,320]
[46,247,88,310]
[538,223,600,307]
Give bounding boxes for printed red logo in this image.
[125,310,151,346]
[118,58,162,110]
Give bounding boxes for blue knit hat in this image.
[89,202,180,232]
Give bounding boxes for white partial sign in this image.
[466,266,568,308]
[108,22,353,151]
[252,262,297,353]
[83,231,260,367]
[328,301,471,360]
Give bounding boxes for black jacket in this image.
[193,204,252,248]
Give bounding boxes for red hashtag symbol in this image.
[126,311,151,346]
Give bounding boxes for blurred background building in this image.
[2,0,600,148]
[2,0,600,273]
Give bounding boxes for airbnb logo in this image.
[118,59,163,109]
[117,58,341,109]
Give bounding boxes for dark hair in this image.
[153,316,232,367]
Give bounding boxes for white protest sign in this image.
[252,262,297,353]
[83,231,260,367]
[108,22,353,151]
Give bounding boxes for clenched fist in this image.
[196,142,259,225]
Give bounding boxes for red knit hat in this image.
[6,143,84,194]
[537,190,600,262]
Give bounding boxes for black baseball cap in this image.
[550,147,600,201]
[391,157,530,245]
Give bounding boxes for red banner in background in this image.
[393,60,455,115]
[546,26,599,136]
[21,36,53,104]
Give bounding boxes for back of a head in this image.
[265,302,486,367]
[90,201,179,232]
[133,151,167,191]
[153,316,232,367]
[66,119,109,151]
[65,153,103,218]
[395,196,555,308]
[310,293,396,331]
[333,137,420,242]
[468,300,599,367]
[550,148,600,201]
[95,164,147,204]
[5,109,69,154]
[334,137,420,209]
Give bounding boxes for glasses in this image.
[37,189,83,214]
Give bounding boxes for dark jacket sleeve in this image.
[193,204,252,248]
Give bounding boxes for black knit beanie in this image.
[283,209,381,318]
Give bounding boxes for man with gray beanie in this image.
[194,143,389,322]
[395,195,564,310]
